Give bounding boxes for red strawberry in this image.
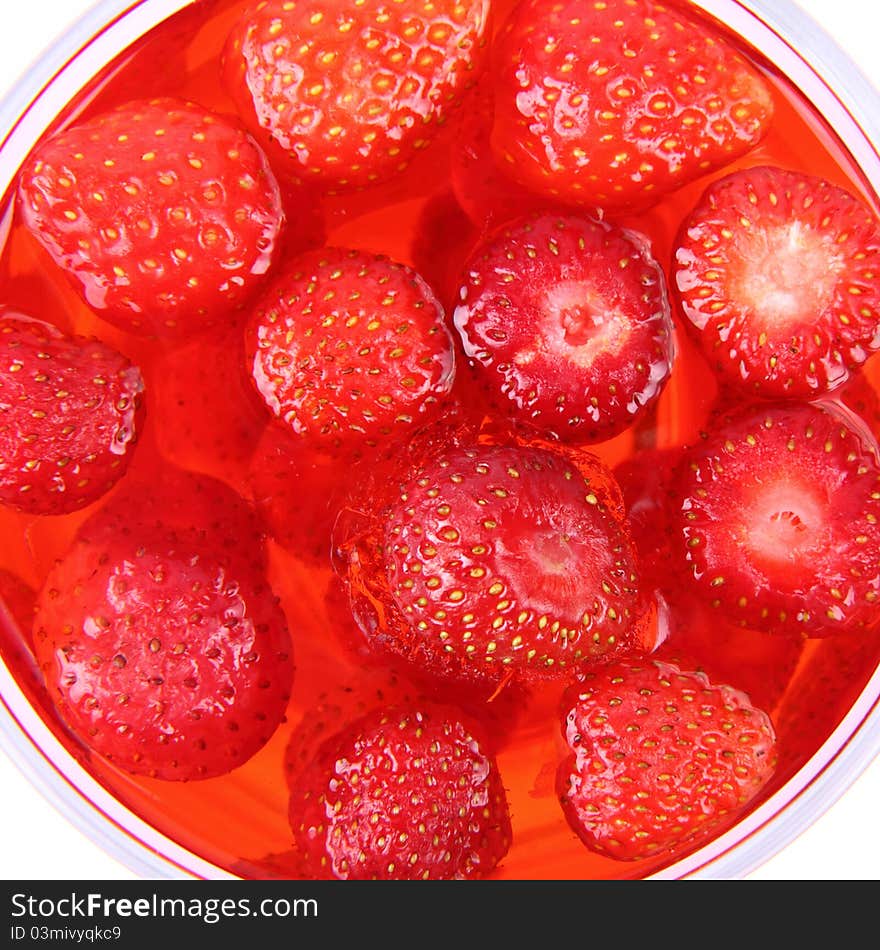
[0,569,35,638]
[450,80,549,229]
[0,568,38,672]
[336,429,653,686]
[246,246,455,457]
[490,0,773,210]
[453,213,674,443]
[0,312,143,515]
[614,447,683,587]
[223,0,490,191]
[150,327,267,486]
[288,704,511,879]
[409,189,480,317]
[247,423,345,565]
[558,659,777,861]
[614,448,802,711]
[0,569,59,722]
[283,666,419,791]
[774,629,880,772]
[18,98,284,337]
[674,166,880,399]
[33,515,293,781]
[79,464,268,572]
[676,401,880,638]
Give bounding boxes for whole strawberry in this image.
[0,312,143,515]
[491,0,774,210]
[33,484,293,781]
[336,426,652,686]
[18,98,284,336]
[675,401,880,638]
[674,166,880,399]
[223,0,489,191]
[453,212,674,443]
[289,704,511,879]
[558,659,777,861]
[247,246,455,456]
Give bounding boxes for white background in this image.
[0,0,877,882]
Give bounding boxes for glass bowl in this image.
[1,0,879,881]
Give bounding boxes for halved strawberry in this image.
[223,0,490,191]
[614,448,802,711]
[558,659,777,861]
[490,0,773,210]
[288,704,511,879]
[18,98,284,337]
[453,213,674,443]
[33,500,293,781]
[674,166,880,399]
[246,246,456,457]
[0,312,143,515]
[336,426,652,686]
[675,401,880,638]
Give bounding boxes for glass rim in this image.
[0,0,879,882]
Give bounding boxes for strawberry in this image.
[450,80,549,229]
[79,464,268,572]
[246,246,456,456]
[288,704,511,879]
[33,506,293,781]
[614,448,802,712]
[410,189,480,317]
[223,0,490,191]
[18,98,284,337]
[0,312,143,516]
[490,0,774,210]
[0,569,35,639]
[558,659,777,861]
[453,212,674,443]
[150,326,267,486]
[336,428,653,686]
[674,166,880,399]
[283,666,419,791]
[675,401,880,638]
[247,423,345,565]
[774,629,880,773]
[0,569,58,721]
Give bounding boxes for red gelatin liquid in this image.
[1,0,879,879]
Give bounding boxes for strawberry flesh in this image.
[676,402,880,637]
[490,0,774,210]
[289,704,511,879]
[0,312,143,515]
[674,166,880,398]
[18,98,285,336]
[454,213,674,443]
